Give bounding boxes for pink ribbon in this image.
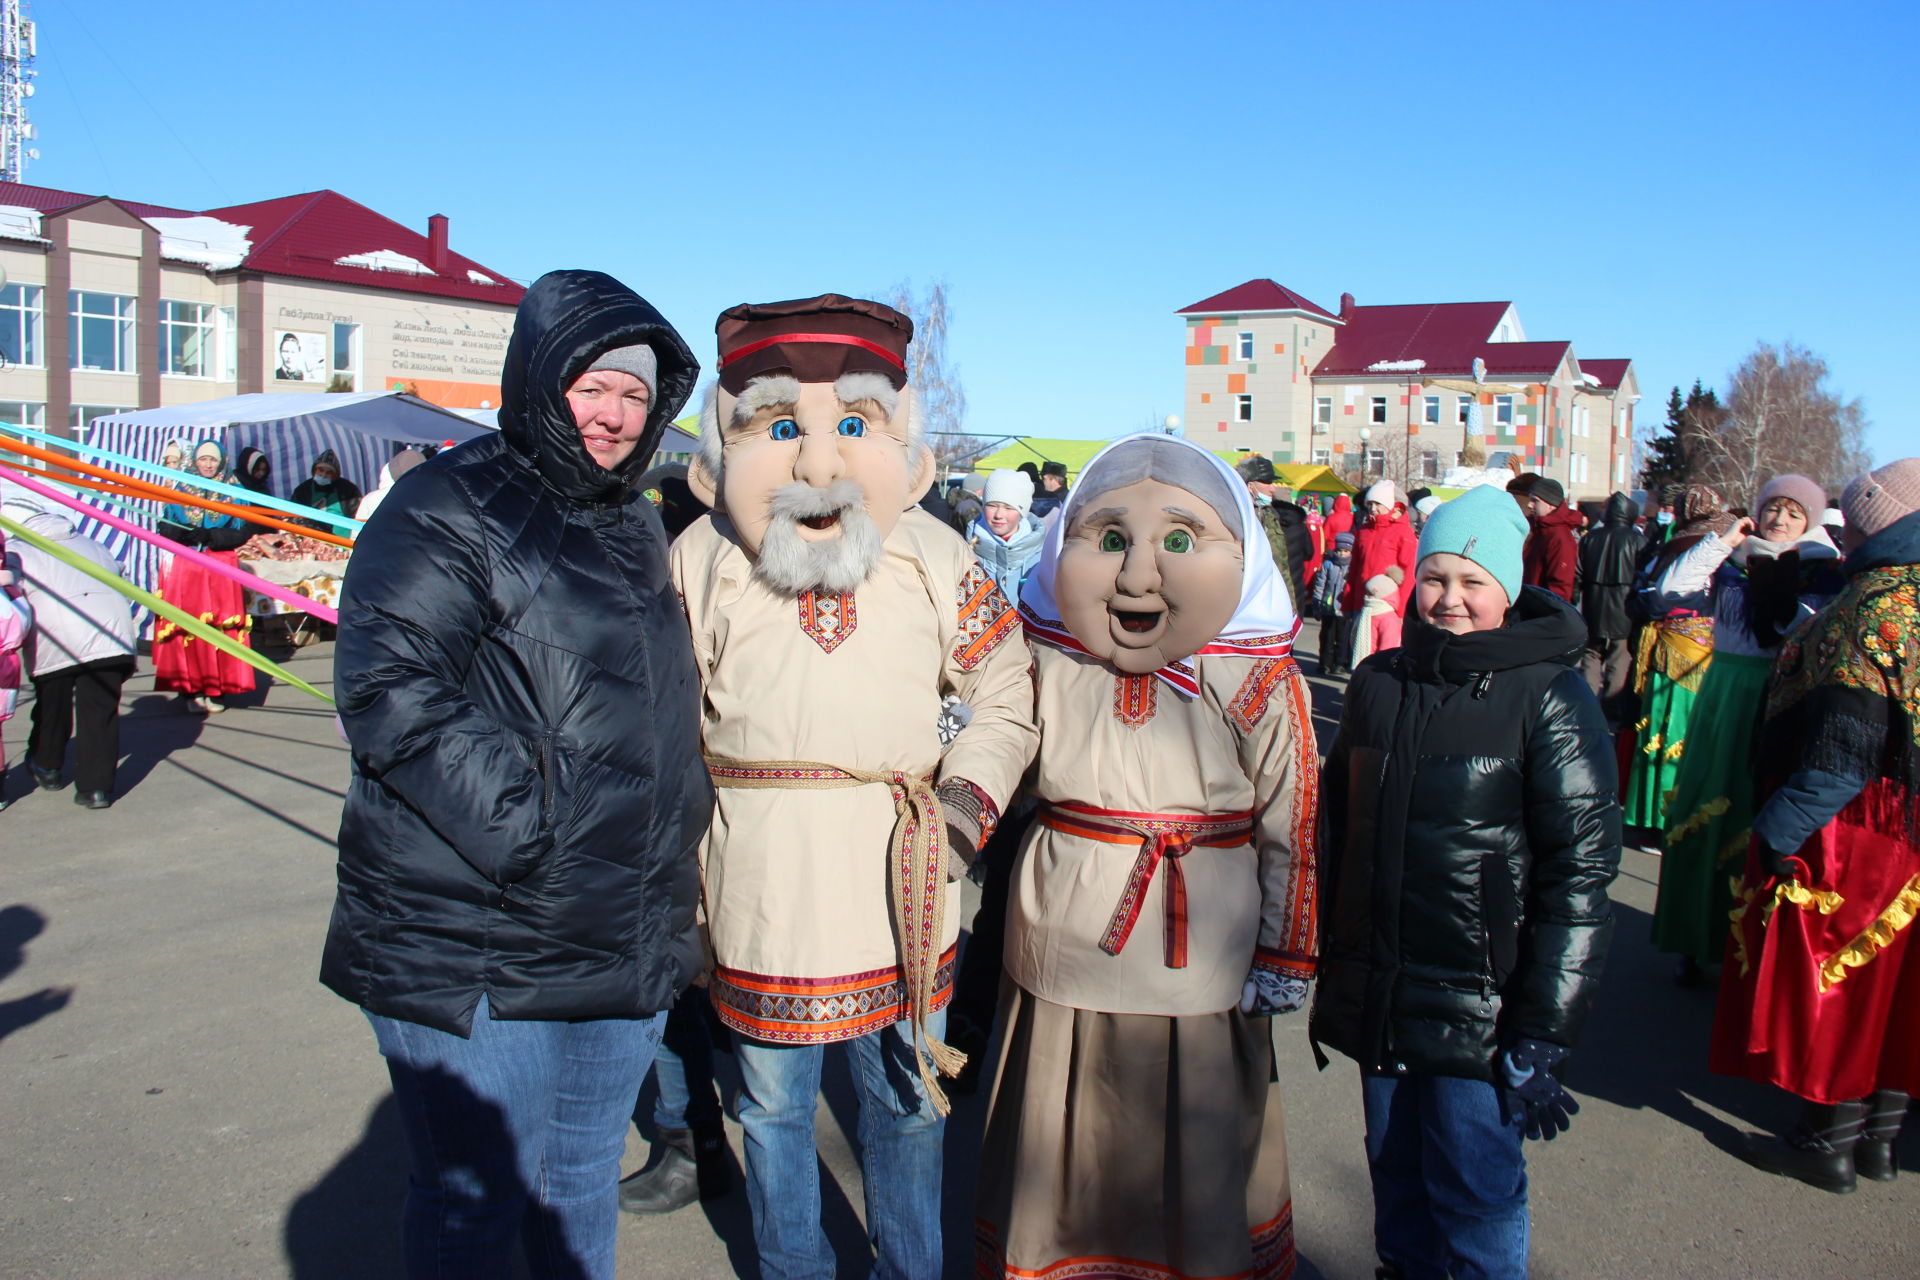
[0,464,342,625]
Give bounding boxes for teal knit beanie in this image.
[1416,484,1529,606]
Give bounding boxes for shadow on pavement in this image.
[284,1094,408,1280]
[0,903,72,1044]
[115,693,205,798]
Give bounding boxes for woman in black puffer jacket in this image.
[1310,483,1621,1280]
[321,269,711,1279]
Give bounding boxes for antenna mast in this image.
[0,1,36,182]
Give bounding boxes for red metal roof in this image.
[1310,301,1513,377]
[1477,341,1574,378]
[0,180,191,219]
[1177,278,1337,319]
[1579,358,1631,389]
[0,181,524,306]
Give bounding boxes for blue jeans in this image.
[1362,1072,1529,1280]
[734,1011,946,1280]
[646,989,725,1135]
[368,995,667,1280]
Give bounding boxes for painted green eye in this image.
[1098,529,1126,553]
[1162,530,1193,553]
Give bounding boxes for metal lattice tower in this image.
[0,1,35,183]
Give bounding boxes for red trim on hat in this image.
[719,332,906,371]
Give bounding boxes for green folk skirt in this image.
[1649,652,1774,965]
[1625,670,1702,830]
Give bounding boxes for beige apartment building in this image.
[1178,279,1639,499]
[0,180,526,436]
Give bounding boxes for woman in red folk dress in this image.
[153,441,256,714]
[1714,459,1920,1193]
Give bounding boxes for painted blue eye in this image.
[837,416,867,437]
[768,419,799,442]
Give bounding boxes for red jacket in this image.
[1522,503,1583,602]
[1340,512,1417,614]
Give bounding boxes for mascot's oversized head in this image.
[690,294,933,595]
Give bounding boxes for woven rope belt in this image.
[1037,801,1255,969]
[705,756,965,1114]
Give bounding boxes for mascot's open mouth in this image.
[1113,607,1163,634]
[801,513,841,532]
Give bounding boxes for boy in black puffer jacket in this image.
[1310,483,1621,1280]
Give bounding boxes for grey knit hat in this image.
[584,343,658,402]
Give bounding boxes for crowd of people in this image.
[303,267,1916,1280]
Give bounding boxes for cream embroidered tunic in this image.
[1005,644,1320,1016]
[672,508,1037,1044]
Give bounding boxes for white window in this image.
[70,291,137,373]
[70,403,133,430]
[0,399,44,426]
[1234,394,1254,422]
[1314,396,1332,425]
[1495,395,1515,428]
[1312,447,1331,466]
[219,306,238,380]
[1422,395,1440,425]
[0,283,43,368]
[333,322,361,390]
[1421,450,1439,479]
[1617,408,1629,437]
[160,300,218,378]
[1457,395,1473,426]
[1237,331,1254,361]
[1369,396,1387,425]
[1366,448,1385,476]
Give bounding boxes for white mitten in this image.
[1239,968,1309,1016]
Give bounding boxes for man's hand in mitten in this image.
[937,778,986,882]
[1238,968,1309,1016]
[1498,1039,1579,1140]
[1758,841,1809,882]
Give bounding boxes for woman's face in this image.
[1757,497,1809,543]
[1414,552,1510,634]
[1053,477,1243,672]
[194,450,223,478]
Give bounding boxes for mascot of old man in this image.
[674,294,1037,1280]
[975,433,1319,1280]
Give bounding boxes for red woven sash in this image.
[1037,801,1255,969]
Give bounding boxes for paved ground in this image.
[1,626,1914,1278]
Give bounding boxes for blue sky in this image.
[27,0,1917,466]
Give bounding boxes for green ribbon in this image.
[0,513,335,706]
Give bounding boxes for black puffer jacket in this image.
[321,270,711,1036]
[1577,492,1644,642]
[1309,588,1621,1080]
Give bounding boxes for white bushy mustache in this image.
[754,479,886,595]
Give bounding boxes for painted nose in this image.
[1115,541,1162,596]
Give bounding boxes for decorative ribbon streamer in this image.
[1038,802,1255,969]
[0,512,334,705]
[0,422,364,533]
[0,464,341,625]
[0,448,355,550]
[704,756,965,1115]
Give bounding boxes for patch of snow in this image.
[1579,372,1601,387]
[1438,465,1515,491]
[466,269,495,285]
[146,215,253,269]
[335,248,436,275]
[0,203,46,241]
[1366,358,1427,373]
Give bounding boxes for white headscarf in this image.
[1017,432,1300,698]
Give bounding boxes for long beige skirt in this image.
[974,984,1295,1280]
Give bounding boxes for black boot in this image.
[1740,1099,1866,1194]
[619,1128,699,1215]
[691,1127,732,1200]
[1856,1090,1908,1183]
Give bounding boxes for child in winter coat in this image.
[1351,565,1405,667]
[1312,532,1354,676]
[1312,483,1621,1279]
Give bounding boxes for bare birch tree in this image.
[1695,341,1870,502]
[885,279,974,473]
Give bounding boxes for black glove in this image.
[1498,1039,1579,1141]
[1758,841,1807,880]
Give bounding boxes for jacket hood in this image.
[1400,585,1586,684]
[971,511,1046,554]
[1603,491,1636,526]
[1848,506,1920,576]
[498,269,700,503]
[1532,502,1585,532]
